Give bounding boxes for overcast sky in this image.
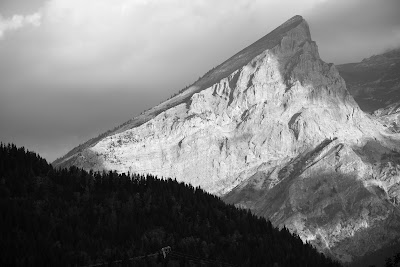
[1,0,399,161]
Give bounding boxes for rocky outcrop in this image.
[373,102,400,133]
[54,16,400,262]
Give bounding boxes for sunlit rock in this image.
[54,16,400,262]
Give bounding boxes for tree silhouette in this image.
[0,143,341,266]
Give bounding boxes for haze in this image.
[0,0,399,161]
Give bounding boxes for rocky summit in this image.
[54,16,400,263]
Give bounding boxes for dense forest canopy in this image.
[0,143,344,266]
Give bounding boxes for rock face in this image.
[373,103,400,134]
[54,16,400,262]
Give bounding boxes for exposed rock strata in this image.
[54,16,400,262]
[373,102,400,133]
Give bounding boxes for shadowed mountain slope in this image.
[337,48,400,113]
[337,48,400,134]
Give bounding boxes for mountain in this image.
[337,48,400,113]
[373,102,400,134]
[337,48,400,135]
[54,16,400,263]
[0,143,340,266]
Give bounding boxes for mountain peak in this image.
[188,15,312,93]
[275,15,306,31]
[53,15,316,168]
[270,15,310,39]
[54,16,400,263]
[287,15,304,21]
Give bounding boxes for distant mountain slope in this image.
[337,48,400,113]
[337,48,400,134]
[0,143,340,267]
[53,16,400,263]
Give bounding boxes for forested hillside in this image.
[0,143,341,266]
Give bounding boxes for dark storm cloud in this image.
[306,0,400,63]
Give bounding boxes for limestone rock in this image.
[54,16,400,262]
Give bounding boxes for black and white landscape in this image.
[1,1,400,266]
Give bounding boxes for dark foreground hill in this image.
[0,143,340,266]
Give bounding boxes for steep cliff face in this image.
[374,102,400,134]
[55,16,400,262]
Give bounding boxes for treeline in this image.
[0,143,341,266]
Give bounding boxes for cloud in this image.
[305,0,400,63]
[2,0,320,91]
[0,12,41,38]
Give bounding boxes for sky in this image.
[0,0,399,162]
